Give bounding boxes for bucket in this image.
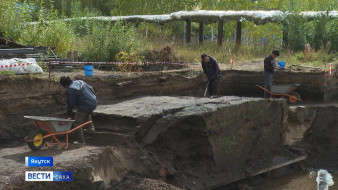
[278,61,286,69]
[83,65,93,77]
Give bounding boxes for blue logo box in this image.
[25,157,53,167]
[53,171,73,182]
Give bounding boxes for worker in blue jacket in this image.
[60,76,97,144]
[201,53,221,96]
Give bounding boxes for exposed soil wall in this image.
[0,77,63,142]
[298,106,338,170]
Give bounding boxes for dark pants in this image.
[208,76,220,96]
[71,111,95,143]
[264,71,274,99]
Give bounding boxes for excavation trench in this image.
[1,69,337,143]
[0,69,337,189]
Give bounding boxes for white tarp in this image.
[0,58,43,74]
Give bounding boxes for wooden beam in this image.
[236,21,242,47]
[186,20,191,43]
[204,154,307,190]
[199,22,204,43]
[0,48,46,55]
[217,20,223,46]
[248,155,307,177]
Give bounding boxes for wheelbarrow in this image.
[24,116,92,151]
[256,84,302,103]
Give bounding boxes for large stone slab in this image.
[93,96,302,189]
[93,96,267,132]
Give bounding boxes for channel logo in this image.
[25,171,72,182]
[25,171,53,181]
[25,157,53,167]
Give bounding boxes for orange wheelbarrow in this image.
[256,84,302,103]
[24,116,92,151]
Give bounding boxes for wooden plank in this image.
[203,154,307,190]
[0,48,46,55]
[248,155,307,177]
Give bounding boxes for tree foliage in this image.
[0,0,336,61]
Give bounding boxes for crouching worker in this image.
[60,76,97,144]
[201,53,221,97]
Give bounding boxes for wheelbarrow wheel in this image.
[27,129,45,151]
[288,92,301,104]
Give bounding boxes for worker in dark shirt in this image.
[263,50,280,98]
[60,76,97,144]
[201,53,221,96]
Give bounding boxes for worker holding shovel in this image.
[201,53,221,97]
[263,50,280,99]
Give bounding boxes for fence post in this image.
[199,22,204,44]
[186,20,191,43]
[218,20,223,46]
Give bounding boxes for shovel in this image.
[204,81,209,97]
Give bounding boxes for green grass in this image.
[139,37,337,68]
[282,50,337,67]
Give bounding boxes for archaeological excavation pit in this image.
[0,69,338,190]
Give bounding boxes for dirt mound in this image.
[142,45,178,63]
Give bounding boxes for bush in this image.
[0,0,76,57]
[19,21,76,57]
[284,14,337,52]
[0,0,32,40]
[80,21,140,62]
[283,14,307,51]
